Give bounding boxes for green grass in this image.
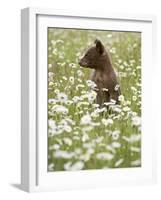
[47,28,141,171]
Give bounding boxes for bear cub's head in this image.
[79,39,107,69]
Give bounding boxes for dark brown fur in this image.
[79,39,121,106]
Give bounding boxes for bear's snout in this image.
[79,58,87,67]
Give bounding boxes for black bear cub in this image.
[79,39,121,106]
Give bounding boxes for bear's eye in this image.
[85,53,89,57]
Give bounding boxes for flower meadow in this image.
[48,28,141,171]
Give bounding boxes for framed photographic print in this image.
[21,7,157,192]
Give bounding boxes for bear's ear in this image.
[95,39,104,54]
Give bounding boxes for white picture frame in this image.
[21,7,157,192]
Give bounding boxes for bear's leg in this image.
[96,91,103,106]
[110,91,120,104]
[103,91,110,104]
